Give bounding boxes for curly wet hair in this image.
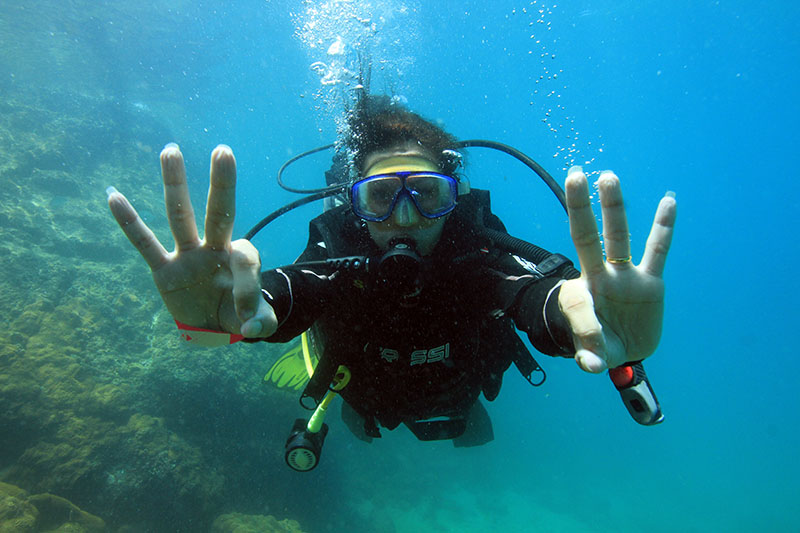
[342,95,460,177]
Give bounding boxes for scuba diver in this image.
[107,94,677,471]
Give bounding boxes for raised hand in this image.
[107,144,276,339]
[558,166,677,373]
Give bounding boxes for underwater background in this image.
[1,0,798,531]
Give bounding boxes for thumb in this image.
[230,239,277,338]
[240,300,278,338]
[558,278,608,373]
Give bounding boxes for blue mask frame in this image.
[350,171,458,222]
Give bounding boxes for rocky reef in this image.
[0,2,366,530]
[1,481,312,533]
[0,481,105,532]
[211,513,304,533]
[0,77,312,533]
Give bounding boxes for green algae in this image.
[0,85,300,531]
[0,5,311,528]
[211,513,306,533]
[0,482,38,533]
[0,482,105,533]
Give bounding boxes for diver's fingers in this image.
[204,145,236,250]
[558,279,608,373]
[565,167,605,276]
[641,193,677,278]
[161,144,201,252]
[230,239,277,338]
[107,187,170,270]
[597,172,632,267]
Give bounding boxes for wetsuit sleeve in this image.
[511,279,574,356]
[243,214,344,344]
[486,254,575,357]
[244,267,335,343]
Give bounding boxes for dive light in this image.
[609,361,664,426]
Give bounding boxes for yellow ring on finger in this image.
[606,255,632,264]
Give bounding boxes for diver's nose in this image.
[392,194,420,227]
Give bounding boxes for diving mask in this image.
[350,171,458,222]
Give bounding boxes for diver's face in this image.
[361,145,449,256]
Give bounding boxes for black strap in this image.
[299,344,339,410]
[513,347,546,387]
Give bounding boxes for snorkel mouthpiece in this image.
[374,238,423,297]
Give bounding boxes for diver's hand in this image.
[107,144,277,339]
[558,166,676,373]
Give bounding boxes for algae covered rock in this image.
[211,512,306,533]
[0,23,316,531]
[0,482,105,533]
[27,493,105,532]
[97,413,225,528]
[0,482,38,532]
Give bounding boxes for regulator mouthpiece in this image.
[374,238,423,296]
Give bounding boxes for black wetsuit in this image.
[256,190,576,441]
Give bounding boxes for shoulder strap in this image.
[461,190,550,389]
[300,205,372,261]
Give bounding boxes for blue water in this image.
[7,0,800,531]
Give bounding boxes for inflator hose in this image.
[481,227,581,280]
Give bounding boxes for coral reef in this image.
[0,75,305,533]
[211,513,306,533]
[0,482,105,532]
[0,482,37,533]
[0,4,323,531]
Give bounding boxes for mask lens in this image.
[405,173,457,217]
[351,175,403,221]
[351,172,458,221]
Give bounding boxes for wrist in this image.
[175,320,244,346]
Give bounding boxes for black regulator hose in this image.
[242,187,345,241]
[455,139,567,212]
[482,228,571,272]
[275,143,339,194]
